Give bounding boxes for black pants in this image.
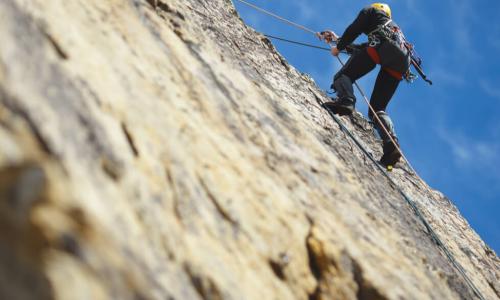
[333,48,400,119]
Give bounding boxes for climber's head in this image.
[371,3,391,18]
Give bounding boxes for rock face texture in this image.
[0,0,498,299]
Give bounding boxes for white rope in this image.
[235,0,316,34]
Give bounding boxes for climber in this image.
[317,3,411,167]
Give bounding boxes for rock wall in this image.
[0,0,498,299]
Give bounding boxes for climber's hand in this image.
[317,31,338,44]
[331,47,340,57]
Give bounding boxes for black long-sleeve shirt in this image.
[336,7,392,51]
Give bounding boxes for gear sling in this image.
[366,19,411,80]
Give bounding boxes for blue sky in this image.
[234,0,500,253]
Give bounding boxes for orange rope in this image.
[332,49,419,175]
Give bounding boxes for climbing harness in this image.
[234,1,485,299]
[366,46,405,80]
[367,19,432,85]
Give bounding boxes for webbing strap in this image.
[367,47,404,80]
[367,46,381,64]
[367,19,393,37]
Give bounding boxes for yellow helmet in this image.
[371,3,392,18]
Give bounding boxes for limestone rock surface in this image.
[0,0,498,299]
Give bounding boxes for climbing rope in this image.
[236,0,416,177]
[264,34,331,52]
[323,103,485,300]
[235,0,316,34]
[332,53,419,177]
[234,1,486,299]
[264,35,350,55]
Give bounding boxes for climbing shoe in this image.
[379,139,401,167]
[322,98,355,116]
